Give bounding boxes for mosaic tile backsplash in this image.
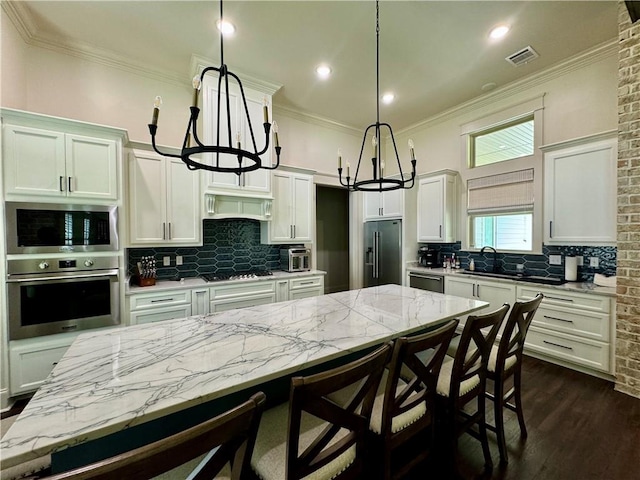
[420,242,617,281]
[128,219,298,280]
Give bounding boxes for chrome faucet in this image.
[480,246,499,273]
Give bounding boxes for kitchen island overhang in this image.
[0,284,488,471]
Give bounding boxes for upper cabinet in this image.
[128,149,201,246]
[363,188,404,221]
[543,136,617,245]
[201,77,273,196]
[2,110,124,203]
[261,167,314,244]
[417,170,458,243]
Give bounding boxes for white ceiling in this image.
[8,1,618,131]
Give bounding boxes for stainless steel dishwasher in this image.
[408,271,445,293]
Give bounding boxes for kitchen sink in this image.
[461,269,567,285]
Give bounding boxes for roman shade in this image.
[467,168,534,214]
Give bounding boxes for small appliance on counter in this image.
[281,248,311,272]
[418,246,441,268]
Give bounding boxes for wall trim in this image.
[539,129,618,152]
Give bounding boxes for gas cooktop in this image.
[200,271,273,282]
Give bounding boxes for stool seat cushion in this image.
[487,344,517,373]
[369,374,427,435]
[436,357,479,397]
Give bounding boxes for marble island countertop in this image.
[0,284,487,469]
[406,264,616,298]
[126,269,326,294]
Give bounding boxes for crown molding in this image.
[400,39,618,136]
[273,105,361,137]
[539,129,617,152]
[2,1,36,40]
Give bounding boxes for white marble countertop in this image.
[0,284,486,469]
[126,270,327,295]
[406,264,616,298]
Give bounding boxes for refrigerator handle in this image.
[373,231,378,279]
[376,231,380,279]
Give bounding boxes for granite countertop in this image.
[406,264,616,298]
[126,270,327,295]
[0,284,486,469]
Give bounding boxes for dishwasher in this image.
[408,271,445,293]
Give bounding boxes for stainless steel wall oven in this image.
[7,256,120,340]
[5,202,118,254]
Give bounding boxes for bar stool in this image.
[486,293,544,464]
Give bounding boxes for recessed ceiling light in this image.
[316,65,332,79]
[217,20,235,35]
[489,24,510,40]
[382,93,395,104]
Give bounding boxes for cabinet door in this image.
[4,125,66,197]
[9,342,70,395]
[66,134,118,200]
[192,289,210,316]
[382,189,403,217]
[166,157,201,244]
[240,95,271,193]
[129,151,167,244]
[363,192,383,220]
[130,305,192,325]
[544,139,616,244]
[270,172,294,241]
[475,279,516,313]
[445,277,475,299]
[417,176,445,241]
[276,279,289,302]
[292,174,312,241]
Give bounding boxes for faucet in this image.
[480,246,499,273]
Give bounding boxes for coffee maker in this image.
[418,246,441,268]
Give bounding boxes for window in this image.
[467,169,534,251]
[470,116,534,167]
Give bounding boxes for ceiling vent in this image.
[505,46,539,67]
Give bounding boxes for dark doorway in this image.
[316,185,350,293]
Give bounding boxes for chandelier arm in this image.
[262,146,282,170]
[148,124,182,160]
[189,107,205,148]
[228,70,260,154]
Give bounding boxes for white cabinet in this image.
[3,124,118,201]
[201,77,272,195]
[128,150,201,246]
[543,137,616,245]
[128,289,193,325]
[363,189,403,220]
[276,279,290,303]
[261,168,314,244]
[289,275,324,300]
[210,281,276,313]
[445,276,515,314]
[518,285,613,375]
[417,171,457,243]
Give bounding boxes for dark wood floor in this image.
[411,356,640,480]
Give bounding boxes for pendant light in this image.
[338,0,416,192]
[147,0,281,174]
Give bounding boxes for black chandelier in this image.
[338,0,416,192]
[148,0,281,174]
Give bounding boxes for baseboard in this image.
[523,350,615,382]
[0,388,13,412]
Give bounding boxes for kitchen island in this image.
[1,284,487,471]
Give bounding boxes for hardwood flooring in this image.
[412,356,640,480]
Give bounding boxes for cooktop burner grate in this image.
[201,270,273,282]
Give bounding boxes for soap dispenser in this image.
[469,258,475,271]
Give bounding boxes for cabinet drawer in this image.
[533,305,610,341]
[130,290,192,310]
[289,288,323,300]
[130,305,192,325]
[289,276,323,290]
[210,281,275,300]
[210,293,276,313]
[526,327,609,372]
[518,286,610,313]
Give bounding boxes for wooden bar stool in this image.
[486,293,544,464]
[250,343,392,480]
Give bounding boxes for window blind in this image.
[467,168,534,214]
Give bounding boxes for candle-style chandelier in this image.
[147,0,281,174]
[338,0,416,192]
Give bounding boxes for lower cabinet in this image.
[445,276,516,329]
[289,276,324,300]
[518,285,613,375]
[128,289,193,325]
[210,281,277,313]
[9,337,73,395]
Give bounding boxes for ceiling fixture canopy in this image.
[338,0,416,192]
[147,0,281,174]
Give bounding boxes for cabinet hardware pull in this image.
[475,284,480,298]
[163,223,166,240]
[439,225,442,237]
[549,221,553,238]
[151,298,173,303]
[168,223,172,240]
[59,176,65,192]
[544,315,573,323]
[52,362,58,366]
[543,340,573,350]
[472,284,476,297]
[68,176,72,192]
[546,296,574,303]
[293,225,296,238]
[299,281,314,285]
[61,325,77,331]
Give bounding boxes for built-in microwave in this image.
[5,202,118,254]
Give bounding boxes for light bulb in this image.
[338,149,342,169]
[408,139,415,161]
[151,96,162,126]
[263,97,269,123]
[192,76,201,90]
[272,121,279,147]
[154,96,162,109]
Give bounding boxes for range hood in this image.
[204,193,273,221]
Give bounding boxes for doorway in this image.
[316,185,350,293]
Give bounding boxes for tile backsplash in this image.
[128,219,298,280]
[421,242,617,281]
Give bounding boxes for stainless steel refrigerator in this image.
[364,219,402,287]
